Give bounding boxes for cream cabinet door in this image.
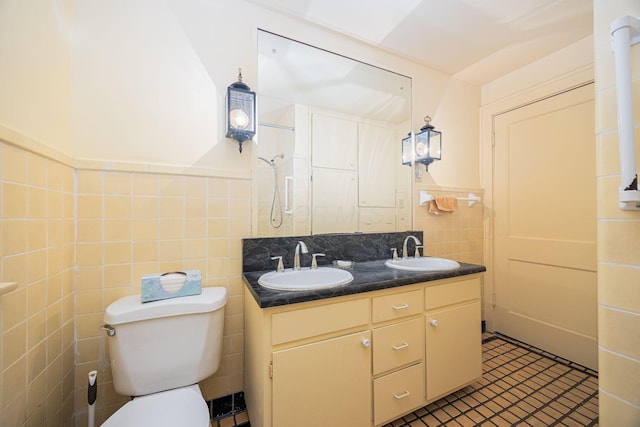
[358,122,396,207]
[272,331,372,427]
[425,302,481,401]
[311,167,358,234]
[311,113,357,170]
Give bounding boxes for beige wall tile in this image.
[76,242,103,267]
[2,144,27,184]
[158,240,183,261]
[104,195,131,219]
[27,153,47,188]
[76,267,103,291]
[27,220,46,250]
[77,170,103,194]
[598,220,640,264]
[599,348,640,406]
[159,218,184,239]
[599,306,640,360]
[47,190,63,218]
[159,197,184,217]
[133,218,158,240]
[76,290,104,316]
[3,219,28,255]
[599,263,640,313]
[104,173,131,195]
[599,391,640,426]
[185,176,207,198]
[104,264,132,288]
[1,286,26,330]
[133,173,158,196]
[2,183,27,218]
[3,322,27,368]
[159,175,185,196]
[27,250,47,282]
[77,195,103,219]
[104,241,131,264]
[76,313,105,339]
[3,252,29,285]
[27,310,47,349]
[133,241,159,263]
[77,219,103,242]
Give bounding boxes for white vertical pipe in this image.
[611,16,640,210]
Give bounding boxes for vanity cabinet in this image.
[244,275,483,427]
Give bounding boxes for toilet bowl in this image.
[101,287,227,426]
[101,385,209,427]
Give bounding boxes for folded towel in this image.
[428,196,458,215]
[435,196,458,212]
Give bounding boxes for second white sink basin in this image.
[258,267,354,291]
[385,257,461,272]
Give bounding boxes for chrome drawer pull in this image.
[392,303,409,310]
[392,342,409,350]
[393,390,410,399]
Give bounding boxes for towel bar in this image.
[419,191,481,207]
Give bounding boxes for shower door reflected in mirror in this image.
[256,30,413,237]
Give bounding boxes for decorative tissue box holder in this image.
[141,270,202,303]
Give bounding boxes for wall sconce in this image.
[402,116,442,171]
[226,68,256,153]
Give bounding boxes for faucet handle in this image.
[390,248,398,261]
[311,253,326,269]
[414,246,423,258]
[270,256,285,272]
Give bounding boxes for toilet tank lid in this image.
[103,287,227,325]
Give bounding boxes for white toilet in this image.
[101,287,227,426]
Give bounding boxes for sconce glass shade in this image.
[226,69,256,153]
[402,116,442,170]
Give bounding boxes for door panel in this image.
[493,84,598,370]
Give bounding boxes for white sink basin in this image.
[258,267,354,291]
[385,257,461,272]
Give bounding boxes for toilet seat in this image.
[101,385,210,427]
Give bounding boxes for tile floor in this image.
[213,333,599,427]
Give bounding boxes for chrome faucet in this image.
[402,235,422,259]
[293,241,309,270]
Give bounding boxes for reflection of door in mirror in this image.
[256,30,412,236]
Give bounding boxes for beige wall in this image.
[0,142,76,426]
[594,0,640,425]
[0,0,73,156]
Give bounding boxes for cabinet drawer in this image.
[425,277,480,310]
[372,289,423,323]
[373,318,423,375]
[374,363,424,426]
[272,298,369,345]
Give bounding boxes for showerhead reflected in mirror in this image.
[255,30,413,237]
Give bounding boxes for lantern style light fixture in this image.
[226,68,256,153]
[402,115,442,170]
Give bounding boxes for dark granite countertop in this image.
[243,259,486,308]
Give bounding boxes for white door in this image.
[493,83,598,370]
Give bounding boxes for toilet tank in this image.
[103,287,227,396]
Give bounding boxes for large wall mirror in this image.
[255,30,413,237]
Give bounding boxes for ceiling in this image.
[246,0,593,85]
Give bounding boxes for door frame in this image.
[479,66,594,332]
